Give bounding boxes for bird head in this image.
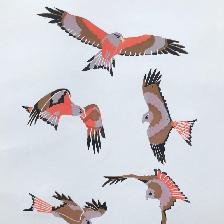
[142,111,153,124]
[146,188,156,200]
[71,103,84,116]
[112,32,124,41]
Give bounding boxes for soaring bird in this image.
[38,7,188,76]
[24,192,107,224]
[103,169,189,224]
[22,89,105,153]
[142,69,197,163]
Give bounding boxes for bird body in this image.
[22,89,105,153]
[103,169,189,224]
[38,7,188,76]
[142,69,197,163]
[24,192,107,224]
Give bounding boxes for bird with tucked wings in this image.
[22,89,105,153]
[38,7,188,76]
[103,169,189,224]
[142,69,197,163]
[23,192,107,224]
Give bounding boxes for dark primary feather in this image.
[102,176,127,187]
[144,69,161,86]
[85,199,107,211]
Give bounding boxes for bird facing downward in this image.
[38,7,188,76]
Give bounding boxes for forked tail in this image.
[172,119,197,145]
[82,51,115,76]
[23,193,52,213]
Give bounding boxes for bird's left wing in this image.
[119,35,187,56]
[38,7,107,49]
[52,192,84,221]
[102,174,152,187]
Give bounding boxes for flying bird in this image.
[142,69,197,163]
[22,89,105,153]
[24,192,107,224]
[103,169,189,224]
[38,7,188,76]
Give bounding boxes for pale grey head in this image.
[106,32,124,47]
[146,188,156,200]
[71,103,84,116]
[142,111,153,124]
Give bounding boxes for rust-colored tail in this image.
[172,119,197,146]
[23,193,52,213]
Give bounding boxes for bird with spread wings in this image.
[24,192,107,224]
[103,169,189,224]
[38,7,188,76]
[22,89,105,153]
[142,69,197,163]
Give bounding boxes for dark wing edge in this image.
[154,39,188,56]
[102,175,149,187]
[38,7,104,49]
[85,199,107,211]
[120,37,188,56]
[27,88,70,128]
[143,69,171,120]
[151,144,166,164]
[87,127,105,154]
[51,191,74,211]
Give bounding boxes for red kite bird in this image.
[22,89,105,153]
[142,69,197,163]
[103,169,189,224]
[38,7,188,76]
[24,192,107,224]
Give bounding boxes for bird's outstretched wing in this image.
[52,192,84,222]
[142,69,172,164]
[38,7,107,49]
[120,35,187,56]
[102,174,151,187]
[83,199,107,219]
[81,104,105,154]
[27,89,72,130]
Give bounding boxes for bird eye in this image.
[149,192,152,196]
[145,115,148,119]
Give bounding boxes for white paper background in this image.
[0,0,223,223]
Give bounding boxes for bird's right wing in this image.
[120,34,187,56]
[38,7,107,49]
[102,174,151,187]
